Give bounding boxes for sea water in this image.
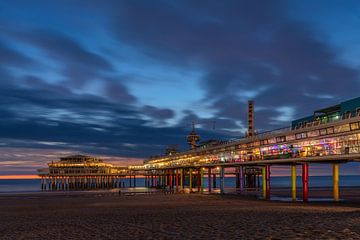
[1,176,360,194]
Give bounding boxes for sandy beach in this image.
[0,191,359,240]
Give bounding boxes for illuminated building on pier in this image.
[141,97,360,201]
[144,96,360,169]
[38,155,140,191]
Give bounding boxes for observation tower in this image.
[187,121,200,150]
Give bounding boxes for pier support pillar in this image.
[197,169,201,192]
[220,167,225,194]
[265,165,270,200]
[208,168,212,193]
[189,168,193,193]
[175,169,179,192]
[333,163,339,202]
[291,164,297,202]
[200,168,204,194]
[236,167,240,189]
[180,168,184,192]
[165,171,168,187]
[239,166,244,192]
[302,163,309,202]
[169,170,173,190]
[262,166,266,199]
[213,173,217,189]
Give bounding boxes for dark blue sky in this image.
[1,0,360,175]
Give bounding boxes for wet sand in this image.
[0,191,359,239]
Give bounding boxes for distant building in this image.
[37,155,136,191]
[46,155,114,175]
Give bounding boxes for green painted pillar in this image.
[262,166,266,199]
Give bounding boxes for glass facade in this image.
[146,119,360,168]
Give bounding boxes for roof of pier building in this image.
[59,155,102,163]
[292,96,360,128]
[49,155,113,168]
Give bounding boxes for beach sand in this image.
[0,191,359,239]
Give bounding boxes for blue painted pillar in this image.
[220,167,225,194]
[239,166,244,192]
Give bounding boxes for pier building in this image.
[38,97,360,202]
[37,155,140,191]
[142,97,360,201]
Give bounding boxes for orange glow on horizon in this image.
[0,175,40,179]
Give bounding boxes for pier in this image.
[38,97,360,202]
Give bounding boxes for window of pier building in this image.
[258,133,360,159]
[267,144,285,158]
[252,148,261,160]
[276,136,286,143]
[246,142,254,148]
[307,130,320,138]
[334,124,350,133]
[296,132,307,140]
[268,138,276,144]
[350,122,359,131]
[240,150,247,161]
[260,139,268,145]
[313,120,320,126]
[320,128,327,136]
[327,127,334,134]
[242,148,261,161]
[286,135,296,141]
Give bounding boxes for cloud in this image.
[4,28,113,87]
[103,80,137,103]
[142,105,174,120]
[108,0,360,131]
[0,77,227,161]
[0,40,34,67]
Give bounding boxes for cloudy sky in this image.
[1,0,360,176]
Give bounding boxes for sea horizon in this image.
[2,175,360,194]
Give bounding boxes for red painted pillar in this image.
[266,165,270,200]
[208,168,212,193]
[169,170,173,190]
[302,163,309,202]
[175,169,179,192]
